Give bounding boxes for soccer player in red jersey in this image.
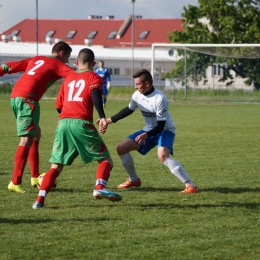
[0,41,74,193]
[32,48,122,209]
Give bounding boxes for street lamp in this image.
[131,0,135,83]
[36,0,39,55]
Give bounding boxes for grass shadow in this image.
[201,186,260,193]
[140,201,260,210]
[118,187,181,192]
[121,186,260,193]
[52,188,88,193]
[0,216,121,224]
[0,171,11,176]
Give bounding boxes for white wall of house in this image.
[0,42,177,81]
[2,41,252,90]
[165,65,254,91]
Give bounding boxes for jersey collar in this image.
[144,86,155,96]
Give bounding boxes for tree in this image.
[167,0,260,90]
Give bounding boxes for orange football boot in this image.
[117,178,142,189]
[180,185,199,194]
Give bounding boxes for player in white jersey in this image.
[99,69,198,194]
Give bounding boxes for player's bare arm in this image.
[106,118,113,124]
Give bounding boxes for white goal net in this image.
[151,43,260,102]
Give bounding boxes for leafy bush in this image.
[0,82,13,95]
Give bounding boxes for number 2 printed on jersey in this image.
[27,60,45,75]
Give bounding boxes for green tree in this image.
[166,0,260,90]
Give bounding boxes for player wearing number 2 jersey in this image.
[32,48,122,209]
[0,41,74,193]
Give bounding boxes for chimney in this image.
[45,37,53,45]
[1,35,9,43]
[88,15,102,19]
[12,36,21,42]
[54,38,62,43]
[84,39,92,46]
[106,15,114,19]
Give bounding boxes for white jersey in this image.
[129,88,176,133]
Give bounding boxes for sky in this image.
[0,0,198,34]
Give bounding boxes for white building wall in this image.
[165,66,254,91]
[0,42,177,83]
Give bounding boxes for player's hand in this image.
[98,118,108,134]
[96,117,112,126]
[135,132,148,145]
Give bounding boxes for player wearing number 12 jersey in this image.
[32,48,122,209]
[0,41,74,193]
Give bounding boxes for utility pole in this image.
[0,4,2,30]
[36,0,39,55]
[131,0,135,85]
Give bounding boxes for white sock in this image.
[119,153,139,182]
[164,158,195,187]
[39,190,47,197]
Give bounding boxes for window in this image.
[45,30,55,38]
[138,30,149,39]
[114,68,120,75]
[108,68,120,75]
[66,30,76,39]
[212,63,226,76]
[87,31,97,39]
[212,64,220,76]
[107,31,117,39]
[10,30,20,37]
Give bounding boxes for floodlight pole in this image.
[151,44,155,79]
[131,0,135,84]
[36,0,39,55]
[184,48,187,99]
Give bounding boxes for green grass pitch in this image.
[0,97,260,259]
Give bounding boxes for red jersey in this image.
[56,70,103,121]
[0,56,74,101]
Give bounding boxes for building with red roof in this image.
[0,15,182,47]
[0,15,183,85]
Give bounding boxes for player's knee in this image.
[106,157,114,168]
[19,135,34,147]
[158,154,167,163]
[157,147,170,163]
[51,163,63,174]
[116,144,123,155]
[99,157,113,168]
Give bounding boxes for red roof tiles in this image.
[1,17,183,47]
